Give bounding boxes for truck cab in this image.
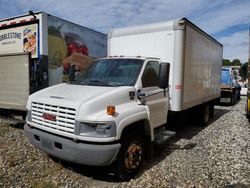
[24,57,171,179]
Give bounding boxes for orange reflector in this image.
[107,106,116,116]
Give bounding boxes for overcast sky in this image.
[0,0,249,63]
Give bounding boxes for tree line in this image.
[222,58,248,80]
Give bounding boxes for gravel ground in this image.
[0,97,249,188]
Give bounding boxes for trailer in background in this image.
[0,12,107,116]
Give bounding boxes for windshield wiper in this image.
[87,80,116,87]
[70,79,120,87]
[70,80,86,85]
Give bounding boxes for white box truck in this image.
[0,11,107,117]
[24,18,223,180]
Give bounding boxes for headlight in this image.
[75,121,116,137]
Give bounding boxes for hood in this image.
[33,83,114,101]
[29,83,116,107]
[28,83,136,116]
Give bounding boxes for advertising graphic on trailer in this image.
[0,24,38,58]
[47,16,107,85]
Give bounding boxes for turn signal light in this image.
[107,106,116,116]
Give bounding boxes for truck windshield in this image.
[221,69,231,85]
[73,59,144,86]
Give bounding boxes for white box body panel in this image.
[109,19,222,111]
[183,26,222,109]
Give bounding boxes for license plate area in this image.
[220,98,231,103]
[41,139,53,149]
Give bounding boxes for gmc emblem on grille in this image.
[42,113,57,121]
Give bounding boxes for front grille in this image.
[31,102,76,134]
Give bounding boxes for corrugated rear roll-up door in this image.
[0,53,30,111]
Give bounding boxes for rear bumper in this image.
[24,124,121,166]
[220,97,231,103]
[220,90,233,103]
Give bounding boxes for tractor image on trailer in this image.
[0,11,107,118]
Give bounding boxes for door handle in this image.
[137,89,164,99]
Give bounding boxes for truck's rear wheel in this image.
[112,132,145,180]
[209,104,214,119]
[204,104,210,124]
[199,103,210,126]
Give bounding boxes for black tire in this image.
[237,89,241,100]
[209,104,214,119]
[111,131,145,180]
[230,92,235,106]
[22,112,27,121]
[199,103,210,126]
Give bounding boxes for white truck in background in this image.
[0,11,107,117]
[24,18,223,180]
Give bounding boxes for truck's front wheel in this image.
[112,132,145,180]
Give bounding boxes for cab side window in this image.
[142,61,159,87]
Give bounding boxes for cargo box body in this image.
[108,18,223,111]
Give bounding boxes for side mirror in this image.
[69,64,76,82]
[159,62,170,89]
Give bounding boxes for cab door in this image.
[139,60,169,128]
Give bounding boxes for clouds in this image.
[219,30,249,63]
[0,0,248,33]
[0,0,249,62]
[193,0,250,34]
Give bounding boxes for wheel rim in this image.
[124,142,142,171]
[204,105,209,123]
